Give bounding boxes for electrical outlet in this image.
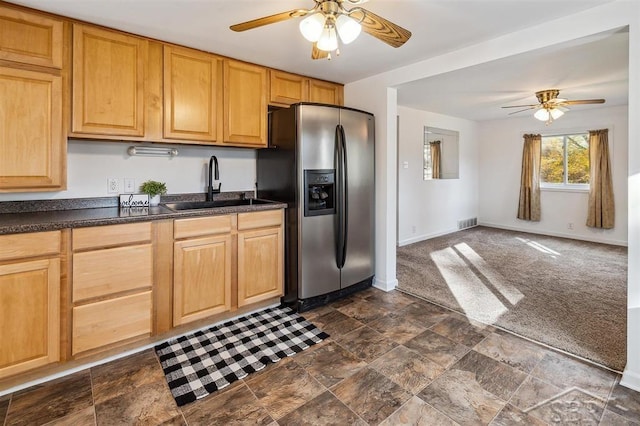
[107,178,120,194]
[568,222,574,230]
[124,178,136,193]
[412,225,416,234]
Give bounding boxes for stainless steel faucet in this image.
[207,155,221,201]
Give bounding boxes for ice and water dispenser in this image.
[304,169,335,216]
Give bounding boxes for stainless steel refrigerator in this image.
[257,103,375,312]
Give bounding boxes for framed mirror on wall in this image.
[423,126,459,180]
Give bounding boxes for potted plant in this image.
[139,180,167,206]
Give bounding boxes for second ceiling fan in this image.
[502,89,605,124]
[229,0,411,60]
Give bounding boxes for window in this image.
[540,133,590,189]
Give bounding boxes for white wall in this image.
[478,105,628,245]
[0,140,257,202]
[397,106,479,245]
[346,0,640,390]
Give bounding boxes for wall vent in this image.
[458,217,478,230]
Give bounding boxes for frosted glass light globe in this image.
[336,15,361,44]
[299,13,326,42]
[317,26,338,51]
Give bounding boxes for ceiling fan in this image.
[502,89,605,124]
[229,0,411,60]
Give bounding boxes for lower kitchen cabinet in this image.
[70,222,153,356]
[173,234,232,326]
[0,231,61,379]
[237,210,284,307]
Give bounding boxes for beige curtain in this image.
[517,134,541,221]
[430,141,441,179]
[587,129,614,228]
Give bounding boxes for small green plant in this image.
[139,180,167,196]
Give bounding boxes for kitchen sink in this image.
[163,198,274,211]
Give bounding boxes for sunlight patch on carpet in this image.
[454,243,524,305]
[431,246,508,323]
[515,237,561,258]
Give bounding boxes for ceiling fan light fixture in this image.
[534,107,564,123]
[550,108,564,120]
[336,14,361,44]
[534,108,550,122]
[299,13,326,42]
[317,25,338,51]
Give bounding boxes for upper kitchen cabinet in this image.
[269,71,344,107]
[71,24,147,137]
[269,70,307,107]
[223,59,268,147]
[0,66,64,191]
[0,6,65,192]
[308,79,344,106]
[0,6,63,69]
[163,45,222,143]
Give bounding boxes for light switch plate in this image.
[124,178,136,193]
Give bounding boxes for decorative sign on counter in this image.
[119,193,149,208]
[119,194,149,216]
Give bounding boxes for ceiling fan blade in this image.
[350,8,411,48]
[230,9,308,32]
[508,106,538,115]
[562,99,606,105]
[311,42,329,60]
[502,104,538,109]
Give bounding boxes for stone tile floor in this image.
[1,288,639,425]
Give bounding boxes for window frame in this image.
[540,132,590,192]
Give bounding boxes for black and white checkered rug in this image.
[155,306,328,406]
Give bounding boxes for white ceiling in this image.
[397,29,629,121]
[8,0,611,84]
[8,0,627,122]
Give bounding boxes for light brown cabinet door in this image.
[0,6,63,69]
[164,45,221,142]
[72,24,147,136]
[269,70,307,106]
[223,60,267,146]
[0,258,60,379]
[308,79,344,106]
[173,235,232,326]
[237,226,283,307]
[0,66,64,191]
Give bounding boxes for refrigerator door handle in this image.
[339,124,348,268]
[334,124,343,268]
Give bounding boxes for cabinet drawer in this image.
[238,210,282,231]
[0,6,63,69]
[174,214,232,239]
[72,291,152,355]
[73,222,152,251]
[0,231,61,262]
[73,243,153,302]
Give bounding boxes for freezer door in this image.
[299,105,341,299]
[339,109,375,288]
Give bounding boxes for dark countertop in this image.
[0,192,286,235]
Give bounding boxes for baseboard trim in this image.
[621,369,640,392]
[373,277,398,292]
[478,221,628,247]
[398,227,459,246]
